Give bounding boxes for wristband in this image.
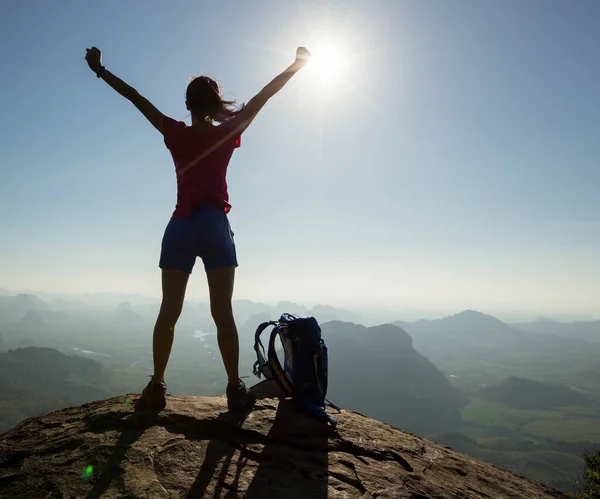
[96,66,107,79]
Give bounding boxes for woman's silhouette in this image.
[85,45,311,411]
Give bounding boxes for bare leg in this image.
[206,266,239,385]
[152,268,189,382]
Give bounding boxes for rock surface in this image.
[0,394,567,498]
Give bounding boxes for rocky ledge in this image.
[0,394,567,498]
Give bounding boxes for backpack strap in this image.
[296,399,338,426]
[325,399,342,412]
[267,325,294,396]
[252,320,277,379]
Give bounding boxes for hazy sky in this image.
[1,0,599,314]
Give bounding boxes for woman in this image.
[85,45,311,412]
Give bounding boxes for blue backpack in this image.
[252,313,339,425]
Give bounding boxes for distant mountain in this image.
[74,292,158,306]
[514,319,600,344]
[392,310,529,373]
[312,304,362,323]
[114,309,146,328]
[15,310,70,329]
[176,302,212,330]
[9,293,47,310]
[393,310,600,397]
[41,311,70,323]
[395,310,523,347]
[321,321,468,435]
[0,347,117,432]
[478,377,591,410]
[233,300,273,325]
[274,301,311,317]
[396,309,599,361]
[234,303,364,333]
[19,310,44,328]
[117,301,133,314]
[108,301,147,330]
[0,294,49,322]
[242,312,272,334]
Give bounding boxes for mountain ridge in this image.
[322,321,468,435]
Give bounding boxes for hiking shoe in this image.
[136,376,167,411]
[226,379,256,412]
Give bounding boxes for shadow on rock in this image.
[184,381,332,498]
[243,398,331,499]
[83,408,155,499]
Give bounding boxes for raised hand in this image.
[294,47,311,68]
[85,47,103,73]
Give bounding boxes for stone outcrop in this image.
[0,394,567,498]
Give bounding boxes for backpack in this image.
[252,313,339,425]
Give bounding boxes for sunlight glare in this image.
[305,40,353,91]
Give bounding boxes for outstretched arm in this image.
[85,47,164,134]
[233,47,311,133]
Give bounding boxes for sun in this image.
[304,40,353,91]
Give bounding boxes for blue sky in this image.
[1,0,599,314]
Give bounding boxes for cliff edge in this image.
[0,394,567,498]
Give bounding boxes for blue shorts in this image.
[159,203,238,274]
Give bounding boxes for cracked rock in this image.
[0,395,567,498]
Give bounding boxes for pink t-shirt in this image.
[163,116,241,219]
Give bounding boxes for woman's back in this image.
[163,116,242,219]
